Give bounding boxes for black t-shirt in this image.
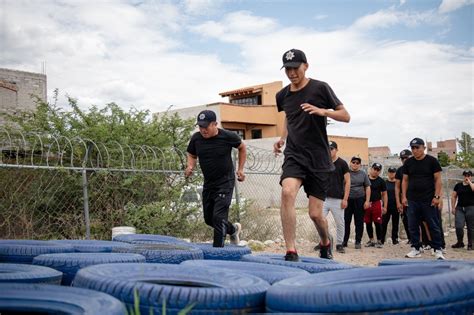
[276,79,342,172]
[369,176,386,202]
[454,183,474,207]
[385,180,396,210]
[327,157,350,199]
[403,155,442,202]
[187,128,241,188]
[395,166,404,181]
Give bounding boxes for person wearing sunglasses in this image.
[402,137,445,260]
[343,156,371,249]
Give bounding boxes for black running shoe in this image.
[284,251,299,262]
[320,235,333,259]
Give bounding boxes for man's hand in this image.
[301,103,326,116]
[184,166,193,178]
[273,138,285,156]
[237,170,245,182]
[431,197,440,208]
[382,206,387,215]
[341,199,348,210]
[396,201,403,213]
[402,197,408,207]
[364,201,370,210]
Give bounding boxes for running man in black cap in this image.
[402,137,445,260]
[273,48,350,261]
[186,110,246,247]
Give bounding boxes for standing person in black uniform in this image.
[451,170,474,250]
[343,156,371,249]
[273,48,350,261]
[402,137,445,260]
[365,163,387,248]
[395,149,412,244]
[381,167,400,245]
[185,110,246,247]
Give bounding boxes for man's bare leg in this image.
[308,195,330,246]
[280,177,302,251]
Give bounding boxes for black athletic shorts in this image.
[280,158,330,201]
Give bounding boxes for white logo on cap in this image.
[199,113,205,120]
[285,51,295,60]
[411,140,417,144]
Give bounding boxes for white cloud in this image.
[183,0,222,16]
[1,2,472,154]
[439,0,474,14]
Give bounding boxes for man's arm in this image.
[274,116,288,155]
[395,179,402,212]
[300,104,350,122]
[364,186,371,209]
[451,191,457,215]
[382,191,388,214]
[432,171,442,208]
[185,153,197,178]
[341,172,350,209]
[236,142,246,182]
[401,174,409,207]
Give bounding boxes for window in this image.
[251,129,262,139]
[230,95,261,105]
[228,129,245,139]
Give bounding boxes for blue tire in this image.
[0,283,126,314]
[181,259,309,284]
[379,258,474,267]
[191,243,251,260]
[113,243,203,263]
[74,263,270,314]
[49,240,133,252]
[112,233,185,244]
[241,253,356,273]
[0,240,75,263]
[32,252,145,285]
[266,264,474,313]
[0,263,62,284]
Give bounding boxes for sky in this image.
[0,0,473,153]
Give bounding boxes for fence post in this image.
[444,170,452,228]
[232,149,241,222]
[82,168,91,239]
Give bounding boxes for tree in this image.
[456,132,474,168]
[437,151,449,167]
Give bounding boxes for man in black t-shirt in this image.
[451,170,474,250]
[381,167,400,245]
[314,141,350,253]
[186,110,247,247]
[402,137,444,260]
[273,49,350,261]
[365,163,387,248]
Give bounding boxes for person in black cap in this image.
[402,137,445,260]
[273,48,350,261]
[314,140,350,254]
[185,109,247,247]
[450,170,474,250]
[395,149,413,243]
[364,163,387,248]
[343,156,371,249]
[381,167,400,245]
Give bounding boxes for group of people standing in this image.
[184,48,473,263]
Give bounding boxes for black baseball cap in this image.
[410,137,425,146]
[196,110,216,128]
[281,49,307,69]
[399,149,412,158]
[329,141,338,149]
[371,163,382,171]
[463,170,472,176]
[388,167,397,173]
[351,156,362,163]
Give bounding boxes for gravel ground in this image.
[259,228,474,267]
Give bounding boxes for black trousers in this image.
[344,197,365,244]
[202,186,236,247]
[382,207,400,243]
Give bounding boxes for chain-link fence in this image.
[0,129,466,243]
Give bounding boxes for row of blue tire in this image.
[1,234,473,314]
